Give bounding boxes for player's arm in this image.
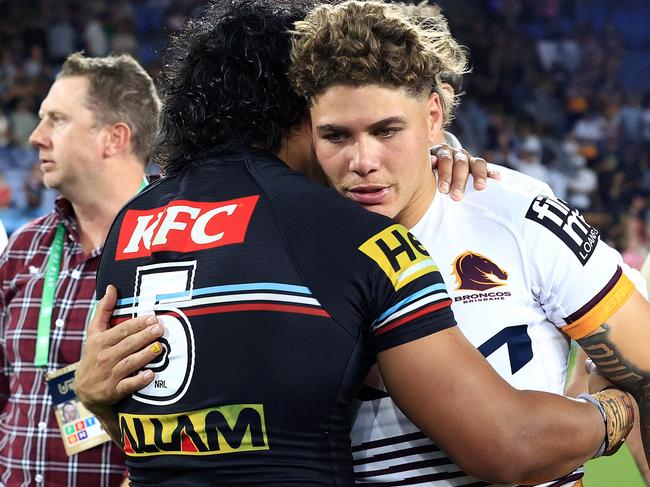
[566,348,650,485]
[377,326,632,485]
[74,285,162,446]
[576,289,650,469]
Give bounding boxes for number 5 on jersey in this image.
[131,261,197,406]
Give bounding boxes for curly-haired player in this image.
[291,1,648,485]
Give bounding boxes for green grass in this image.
[584,445,645,486]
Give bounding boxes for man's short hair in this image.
[155,0,317,175]
[290,0,468,126]
[58,52,161,163]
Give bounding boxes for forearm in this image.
[627,404,650,486]
[378,329,608,485]
[578,320,650,467]
[90,403,123,448]
[454,389,605,485]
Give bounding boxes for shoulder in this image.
[487,164,554,196]
[456,177,547,228]
[247,152,397,250]
[0,212,56,280]
[4,212,56,252]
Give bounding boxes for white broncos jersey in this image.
[351,169,640,487]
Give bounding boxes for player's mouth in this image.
[346,184,391,206]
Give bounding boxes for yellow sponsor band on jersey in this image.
[120,404,268,457]
[562,273,634,340]
[359,224,437,290]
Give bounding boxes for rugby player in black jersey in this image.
[74,1,635,486]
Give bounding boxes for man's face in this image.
[29,76,106,195]
[62,404,77,422]
[310,84,441,228]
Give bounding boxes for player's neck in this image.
[396,174,437,230]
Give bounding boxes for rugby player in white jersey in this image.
[430,5,650,485]
[290,2,650,486]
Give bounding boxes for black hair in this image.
[155,0,318,174]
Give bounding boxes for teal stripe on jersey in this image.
[374,283,447,324]
[116,282,313,306]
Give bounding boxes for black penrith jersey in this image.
[97,148,455,486]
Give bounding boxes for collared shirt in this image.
[0,198,125,487]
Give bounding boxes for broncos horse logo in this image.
[452,251,508,291]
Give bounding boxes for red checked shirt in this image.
[0,198,125,487]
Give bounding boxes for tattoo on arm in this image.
[578,324,649,395]
[578,324,650,465]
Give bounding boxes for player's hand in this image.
[430,144,500,201]
[75,285,164,412]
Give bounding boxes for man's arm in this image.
[74,286,162,445]
[577,290,650,469]
[377,326,630,485]
[566,347,650,485]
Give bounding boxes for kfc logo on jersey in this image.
[115,195,259,260]
[451,251,508,291]
[525,196,599,265]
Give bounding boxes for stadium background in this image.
[0,0,648,485]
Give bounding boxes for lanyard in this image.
[34,178,149,366]
[34,224,65,366]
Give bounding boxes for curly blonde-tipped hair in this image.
[398,2,470,123]
[290,0,469,126]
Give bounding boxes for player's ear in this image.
[426,92,443,145]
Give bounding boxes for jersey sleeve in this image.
[523,195,634,339]
[356,223,456,354]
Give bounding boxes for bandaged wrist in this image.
[578,389,635,458]
[577,393,608,458]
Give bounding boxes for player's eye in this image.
[375,127,401,138]
[323,132,347,143]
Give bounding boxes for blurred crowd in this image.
[442,0,650,268]
[0,0,204,235]
[0,0,649,266]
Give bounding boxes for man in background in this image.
[0,52,160,486]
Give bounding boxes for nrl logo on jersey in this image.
[451,252,511,304]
